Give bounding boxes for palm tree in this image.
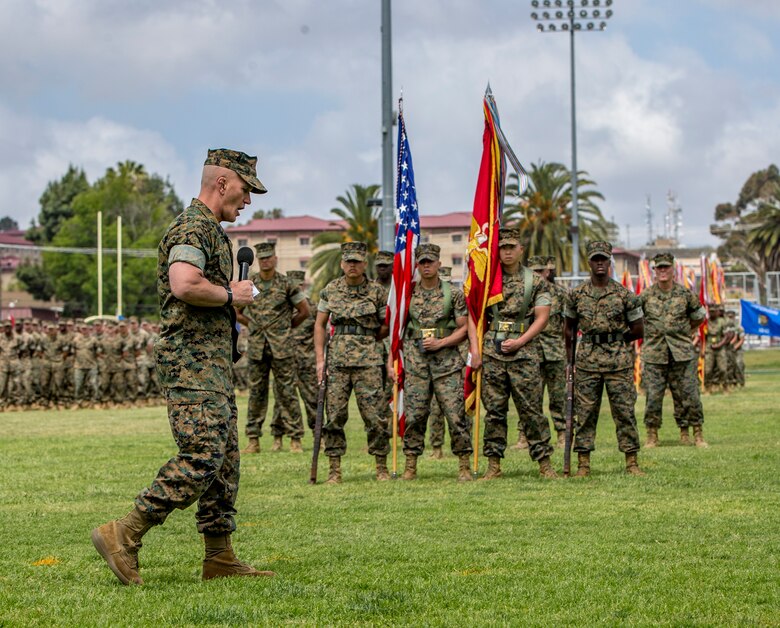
[309,183,381,296]
[747,201,780,271]
[503,161,608,274]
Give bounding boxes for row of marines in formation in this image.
[0,317,162,410]
[236,232,739,483]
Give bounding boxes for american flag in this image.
[387,101,420,436]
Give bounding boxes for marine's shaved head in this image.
[201,164,230,191]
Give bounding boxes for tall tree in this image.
[0,216,19,231]
[27,165,89,244]
[711,164,780,300]
[309,184,381,296]
[19,162,183,317]
[251,208,285,220]
[503,161,608,274]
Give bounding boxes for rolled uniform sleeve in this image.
[168,244,206,271]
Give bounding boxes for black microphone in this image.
[237,246,254,281]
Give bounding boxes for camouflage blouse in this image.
[405,280,467,378]
[155,199,235,395]
[640,282,705,364]
[539,280,567,362]
[483,267,551,363]
[564,278,643,372]
[240,271,305,360]
[317,275,386,368]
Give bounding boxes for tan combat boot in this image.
[271,436,283,452]
[538,456,559,478]
[556,431,566,449]
[429,446,444,460]
[401,455,418,481]
[645,427,659,448]
[457,454,473,482]
[510,432,529,450]
[202,533,275,580]
[375,455,390,481]
[241,437,260,454]
[679,427,692,446]
[625,452,646,476]
[575,452,591,477]
[91,507,156,585]
[289,438,303,453]
[326,456,342,484]
[693,425,709,448]
[479,456,502,480]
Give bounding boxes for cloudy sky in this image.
[2,0,778,247]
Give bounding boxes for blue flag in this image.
[740,300,780,337]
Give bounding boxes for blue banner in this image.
[740,300,780,337]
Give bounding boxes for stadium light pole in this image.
[531,0,612,277]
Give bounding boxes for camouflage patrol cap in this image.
[587,240,612,260]
[255,242,276,259]
[2,320,11,327]
[286,270,306,284]
[498,227,522,246]
[439,266,452,280]
[527,255,547,271]
[375,250,394,266]
[341,241,367,262]
[546,256,557,270]
[652,252,674,267]
[415,243,440,262]
[204,148,267,194]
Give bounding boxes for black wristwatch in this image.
[225,286,233,306]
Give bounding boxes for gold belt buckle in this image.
[421,328,436,339]
[497,321,513,333]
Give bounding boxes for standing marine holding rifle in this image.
[564,240,645,477]
[314,241,391,484]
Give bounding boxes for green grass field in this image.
[1,351,779,626]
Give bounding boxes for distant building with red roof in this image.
[225,212,474,281]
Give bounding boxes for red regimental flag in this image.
[463,100,504,414]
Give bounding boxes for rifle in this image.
[309,336,329,484]
[563,320,577,478]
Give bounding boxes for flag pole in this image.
[473,373,482,476]
[392,358,399,479]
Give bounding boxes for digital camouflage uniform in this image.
[232,328,249,391]
[135,197,241,534]
[241,267,306,440]
[131,322,151,400]
[0,324,15,407]
[564,278,644,453]
[318,275,390,457]
[15,327,35,406]
[403,279,472,457]
[731,322,745,386]
[73,326,99,405]
[703,315,730,391]
[427,266,453,451]
[538,271,568,436]
[640,281,706,430]
[40,327,67,407]
[481,267,554,461]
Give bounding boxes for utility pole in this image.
[379,0,395,251]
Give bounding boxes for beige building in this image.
[226,212,474,282]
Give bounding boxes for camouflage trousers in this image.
[0,368,12,405]
[246,347,304,439]
[643,360,703,429]
[135,388,240,535]
[734,350,745,386]
[481,355,553,461]
[403,369,473,456]
[73,367,99,402]
[574,368,640,454]
[704,347,729,389]
[40,365,65,403]
[13,362,33,404]
[541,359,565,434]
[428,396,445,448]
[324,365,390,457]
[272,348,318,431]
